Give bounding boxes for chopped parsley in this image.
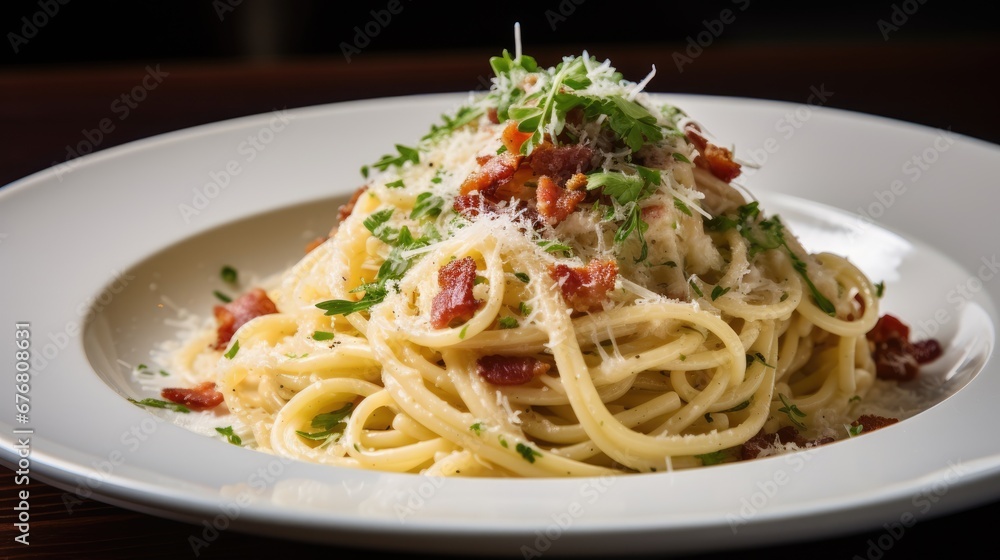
[875,281,885,298]
[459,325,469,339]
[469,422,484,436]
[777,393,806,430]
[515,442,542,463]
[498,316,519,329]
[724,399,751,412]
[514,272,530,283]
[385,179,405,189]
[672,152,692,164]
[709,202,836,316]
[410,192,444,220]
[213,290,232,303]
[215,426,242,446]
[689,280,704,298]
[673,197,693,217]
[518,301,532,316]
[224,340,240,359]
[537,240,573,254]
[296,403,353,442]
[746,352,775,369]
[711,285,730,301]
[696,450,729,466]
[317,209,436,316]
[128,397,190,413]
[847,423,864,437]
[849,395,862,404]
[221,265,238,284]
[312,330,335,341]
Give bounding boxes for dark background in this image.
[2,1,999,559]
[2,0,999,187]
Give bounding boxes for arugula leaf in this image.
[370,144,420,173]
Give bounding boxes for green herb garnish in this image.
[128,397,190,413]
[296,403,353,442]
[777,393,806,430]
[215,426,242,446]
[221,265,238,284]
[214,290,232,303]
[515,442,542,463]
[498,316,519,329]
[224,340,240,359]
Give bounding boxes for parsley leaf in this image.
[224,340,240,359]
[128,397,190,413]
[515,442,542,463]
[498,316,519,329]
[221,265,238,284]
[296,403,353,442]
[215,426,242,446]
[777,393,806,430]
[312,331,335,341]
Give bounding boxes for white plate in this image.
[2,94,999,556]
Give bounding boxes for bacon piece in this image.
[866,314,942,381]
[536,176,586,225]
[430,257,482,329]
[685,125,742,183]
[337,185,368,222]
[502,121,533,154]
[740,426,834,460]
[304,236,326,253]
[851,414,899,433]
[476,355,551,386]
[487,107,500,124]
[528,143,594,184]
[459,152,523,197]
[549,260,618,312]
[214,288,279,349]
[161,381,224,411]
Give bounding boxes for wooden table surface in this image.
[2,42,999,559]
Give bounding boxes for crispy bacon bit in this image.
[430,257,482,329]
[536,176,586,225]
[337,185,368,222]
[459,152,523,197]
[866,314,942,381]
[502,121,533,154]
[213,288,278,349]
[304,236,326,253]
[564,173,588,191]
[528,143,594,184]
[549,260,618,312]
[161,381,224,411]
[685,125,742,183]
[740,426,834,460]
[852,414,899,433]
[476,355,551,385]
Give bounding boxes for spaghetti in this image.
[155,48,936,476]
